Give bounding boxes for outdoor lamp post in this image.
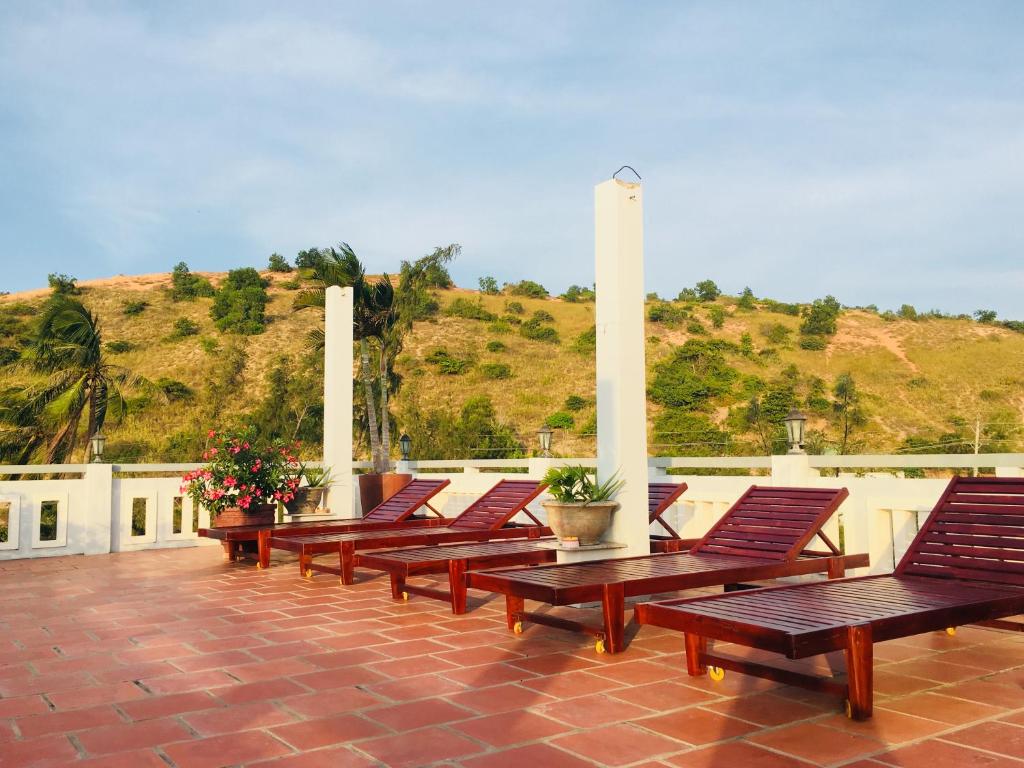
[399,433,412,462]
[784,409,807,454]
[538,426,553,458]
[90,432,106,463]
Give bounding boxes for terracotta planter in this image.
[358,473,412,516]
[542,501,620,545]
[285,487,326,516]
[213,503,276,528]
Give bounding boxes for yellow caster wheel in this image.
[708,666,725,682]
[401,591,409,601]
[945,627,956,637]
[595,638,606,654]
[845,699,853,719]
[513,621,524,635]
[304,569,312,578]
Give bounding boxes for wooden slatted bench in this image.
[355,482,692,612]
[467,486,867,654]
[199,478,451,568]
[269,479,549,584]
[635,476,1024,720]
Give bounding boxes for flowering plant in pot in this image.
[181,427,299,527]
[541,466,625,546]
[284,465,333,516]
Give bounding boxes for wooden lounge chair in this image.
[269,479,549,583]
[635,476,1024,720]
[356,482,691,612]
[467,486,867,654]
[199,478,451,568]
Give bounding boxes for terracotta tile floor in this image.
[0,547,1022,767]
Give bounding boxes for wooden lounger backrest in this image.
[896,476,1024,587]
[649,482,688,538]
[362,478,451,522]
[690,486,849,561]
[447,479,547,530]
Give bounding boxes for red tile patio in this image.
[0,547,1021,767]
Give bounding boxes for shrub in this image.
[485,340,507,353]
[280,278,301,290]
[155,377,194,401]
[800,296,841,336]
[488,320,512,335]
[480,362,512,379]
[676,287,698,302]
[438,358,471,375]
[122,300,149,316]
[425,347,453,364]
[561,285,595,302]
[505,301,525,315]
[170,317,200,339]
[210,268,269,334]
[104,340,135,354]
[267,253,293,272]
[200,337,219,354]
[505,280,548,299]
[686,319,707,335]
[501,314,522,325]
[739,332,754,357]
[648,302,686,326]
[170,262,215,301]
[760,322,791,345]
[695,279,721,301]
[545,411,575,429]
[898,304,919,321]
[761,299,801,316]
[648,340,738,409]
[520,318,560,344]
[48,273,80,295]
[652,410,729,457]
[799,335,827,350]
[478,276,500,295]
[445,297,496,321]
[708,306,726,329]
[531,309,554,323]
[572,325,596,354]
[0,346,19,366]
[564,395,587,411]
[577,413,597,436]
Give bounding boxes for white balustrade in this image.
[0,455,1021,571]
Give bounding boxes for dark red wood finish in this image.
[354,482,693,610]
[199,478,450,567]
[467,486,858,653]
[268,479,548,583]
[635,476,1024,720]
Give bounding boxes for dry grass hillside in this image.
[2,270,1023,461]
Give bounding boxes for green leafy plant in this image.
[123,300,149,316]
[169,317,200,340]
[485,340,507,353]
[545,411,575,429]
[564,395,587,411]
[542,466,625,504]
[445,298,496,321]
[268,253,293,272]
[480,362,512,379]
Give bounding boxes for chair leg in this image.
[258,530,271,569]
[339,541,355,585]
[448,559,468,615]
[827,557,847,579]
[845,623,873,720]
[506,595,524,631]
[390,574,406,600]
[601,582,626,653]
[684,634,708,676]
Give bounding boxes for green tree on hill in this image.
[210,268,269,335]
[800,296,841,336]
[832,373,867,454]
[171,262,215,301]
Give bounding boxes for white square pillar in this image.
[323,286,355,518]
[595,178,649,557]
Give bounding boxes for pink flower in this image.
[209,448,218,455]
[224,476,236,487]
[207,429,216,438]
[230,446,240,454]
[202,451,209,460]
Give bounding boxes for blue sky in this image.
[2,2,1023,316]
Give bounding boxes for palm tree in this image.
[0,297,141,463]
[294,244,397,472]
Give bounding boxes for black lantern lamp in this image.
[399,433,412,461]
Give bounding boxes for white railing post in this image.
[996,466,1024,478]
[82,463,113,555]
[527,457,555,479]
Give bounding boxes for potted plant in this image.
[285,465,332,516]
[541,466,625,546]
[181,428,299,527]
